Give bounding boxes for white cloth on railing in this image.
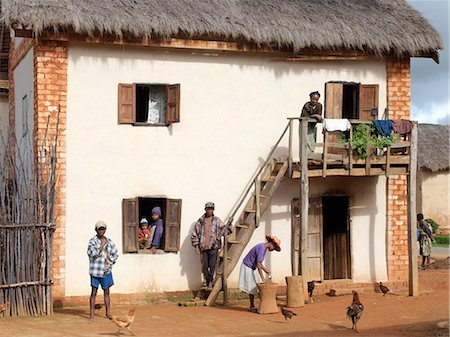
[322,118,351,132]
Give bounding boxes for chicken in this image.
[94,303,103,311]
[281,306,297,321]
[307,281,315,304]
[326,289,336,297]
[346,291,363,333]
[379,282,390,296]
[109,307,136,335]
[0,302,8,317]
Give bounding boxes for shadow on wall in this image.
[179,222,202,290]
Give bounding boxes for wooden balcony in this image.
[288,118,416,178]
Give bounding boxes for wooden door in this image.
[359,84,379,120]
[293,198,323,281]
[325,83,344,154]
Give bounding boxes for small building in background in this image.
[417,124,450,234]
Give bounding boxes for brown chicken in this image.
[346,291,364,333]
[109,307,136,335]
[94,303,102,311]
[0,302,8,317]
[281,306,297,321]
[379,282,390,296]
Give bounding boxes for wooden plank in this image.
[349,125,353,175]
[255,179,261,227]
[391,141,411,148]
[353,155,410,165]
[386,146,391,176]
[292,200,300,276]
[308,153,344,161]
[299,118,309,299]
[408,122,419,296]
[323,132,328,177]
[288,119,294,177]
[292,167,409,178]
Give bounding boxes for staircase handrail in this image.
[226,121,291,222]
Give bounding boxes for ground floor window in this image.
[122,197,182,253]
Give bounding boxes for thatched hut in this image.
[1,0,444,307]
[417,124,450,234]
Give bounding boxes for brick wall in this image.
[386,57,410,283]
[33,40,68,303]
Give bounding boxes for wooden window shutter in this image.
[325,82,343,118]
[164,199,182,252]
[122,198,139,253]
[166,84,180,125]
[118,83,136,124]
[359,84,379,120]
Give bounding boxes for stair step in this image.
[244,208,256,213]
[227,239,240,244]
[252,192,267,198]
[236,223,250,229]
[261,177,276,183]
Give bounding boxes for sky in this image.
[408,0,449,125]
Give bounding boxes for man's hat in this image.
[266,234,281,251]
[205,201,215,209]
[95,221,107,230]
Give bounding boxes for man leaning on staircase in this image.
[191,202,232,289]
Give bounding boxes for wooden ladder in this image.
[205,158,288,306]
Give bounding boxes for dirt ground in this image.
[1,261,449,337]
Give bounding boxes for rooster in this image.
[94,303,102,311]
[346,291,363,333]
[109,307,136,335]
[379,282,390,296]
[281,306,297,321]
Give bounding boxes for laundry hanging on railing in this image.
[392,120,413,134]
[372,120,393,137]
[322,118,351,132]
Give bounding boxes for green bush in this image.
[426,218,439,233]
[434,235,449,245]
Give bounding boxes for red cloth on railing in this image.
[392,120,413,134]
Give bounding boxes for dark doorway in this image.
[322,196,351,279]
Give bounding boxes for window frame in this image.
[118,83,181,126]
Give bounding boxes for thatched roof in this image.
[1,0,443,58]
[418,124,450,172]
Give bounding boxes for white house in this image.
[2,0,443,306]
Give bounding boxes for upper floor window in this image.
[118,83,180,126]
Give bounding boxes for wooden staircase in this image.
[205,158,288,306]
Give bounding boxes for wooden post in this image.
[255,178,261,227]
[408,122,419,296]
[299,118,309,300]
[322,131,328,177]
[349,125,353,175]
[386,145,391,176]
[222,230,228,304]
[288,119,294,177]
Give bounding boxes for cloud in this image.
[411,102,450,124]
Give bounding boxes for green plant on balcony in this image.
[340,124,393,159]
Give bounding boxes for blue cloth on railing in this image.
[372,120,393,137]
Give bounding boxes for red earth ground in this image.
[1,259,449,337]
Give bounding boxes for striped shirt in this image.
[87,235,119,278]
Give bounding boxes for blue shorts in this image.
[90,273,114,290]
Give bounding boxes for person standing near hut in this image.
[301,91,323,152]
[417,213,433,269]
[238,235,281,312]
[87,221,119,320]
[191,202,232,289]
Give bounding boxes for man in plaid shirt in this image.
[87,221,119,320]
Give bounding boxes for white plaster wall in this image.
[66,43,387,295]
[227,176,388,287]
[421,170,450,232]
[13,49,34,170]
